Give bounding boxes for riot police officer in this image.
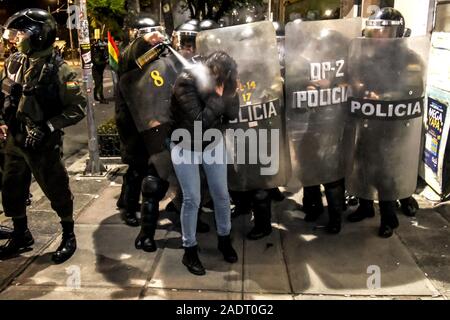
[0,8,87,262]
[91,38,108,103]
[171,21,199,60]
[345,8,425,237]
[285,20,360,234]
[115,16,164,227]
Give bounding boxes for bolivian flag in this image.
[108,31,119,72]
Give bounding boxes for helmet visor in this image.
[364,25,401,38]
[2,29,21,43]
[137,26,166,37]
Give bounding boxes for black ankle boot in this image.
[218,235,238,263]
[121,210,140,227]
[0,217,34,259]
[182,246,206,276]
[347,199,375,222]
[0,225,13,240]
[0,229,34,259]
[52,221,77,264]
[303,186,324,222]
[379,201,399,239]
[399,196,419,217]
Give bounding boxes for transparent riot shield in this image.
[285,18,362,188]
[345,36,429,201]
[196,21,287,191]
[119,54,180,155]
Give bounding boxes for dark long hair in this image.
[205,51,238,97]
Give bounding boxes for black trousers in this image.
[92,65,106,100]
[1,133,73,220]
[117,163,150,212]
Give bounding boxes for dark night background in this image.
[0,0,69,25]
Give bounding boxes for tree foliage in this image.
[87,0,127,39]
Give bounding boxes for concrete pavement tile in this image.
[0,285,141,300]
[29,193,96,215]
[435,202,450,223]
[69,178,110,195]
[395,210,450,257]
[24,211,61,236]
[409,254,450,299]
[148,214,244,292]
[277,208,438,296]
[14,224,162,289]
[243,222,291,294]
[143,288,241,300]
[76,187,123,225]
[243,293,294,300]
[0,234,53,288]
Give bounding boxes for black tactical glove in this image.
[24,124,49,149]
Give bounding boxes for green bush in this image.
[97,118,120,157]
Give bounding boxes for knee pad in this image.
[141,175,169,201]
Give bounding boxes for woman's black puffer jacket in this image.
[170,70,226,150]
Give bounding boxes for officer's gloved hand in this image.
[25,124,49,149]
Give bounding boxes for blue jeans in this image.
[171,139,231,248]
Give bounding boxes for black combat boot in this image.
[0,217,34,259]
[218,235,238,263]
[118,169,142,227]
[324,180,345,234]
[247,190,272,240]
[52,221,77,264]
[135,176,169,252]
[399,196,419,217]
[182,245,206,276]
[0,225,13,240]
[135,199,159,252]
[347,198,375,222]
[378,201,399,238]
[302,185,324,222]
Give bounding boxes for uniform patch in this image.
[66,81,80,89]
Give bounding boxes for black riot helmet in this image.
[186,19,200,27]
[172,22,199,56]
[128,16,166,40]
[199,19,219,31]
[365,7,406,38]
[2,8,56,55]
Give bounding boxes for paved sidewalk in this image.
[0,158,449,300]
